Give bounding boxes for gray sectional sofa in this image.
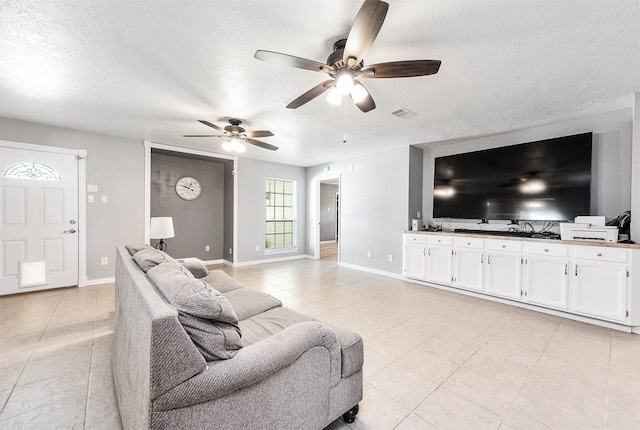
[112,245,363,430]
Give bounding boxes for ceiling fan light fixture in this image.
[222,138,246,153]
[326,87,342,105]
[351,83,369,103]
[335,71,354,95]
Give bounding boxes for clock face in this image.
[175,177,202,200]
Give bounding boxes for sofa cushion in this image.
[239,308,363,379]
[223,288,282,321]
[200,270,244,293]
[147,263,242,361]
[238,307,315,347]
[133,248,179,272]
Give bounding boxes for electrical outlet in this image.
[205,245,210,252]
[101,195,108,203]
[87,195,95,203]
[388,254,393,262]
[255,245,260,251]
[229,248,232,255]
[367,250,372,258]
[101,257,108,265]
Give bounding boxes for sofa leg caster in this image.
[342,404,359,423]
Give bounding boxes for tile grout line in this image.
[82,291,100,429]
[0,292,62,419]
[498,315,564,428]
[602,330,613,430]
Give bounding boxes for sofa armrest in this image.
[152,321,341,411]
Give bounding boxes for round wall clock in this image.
[175,176,202,200]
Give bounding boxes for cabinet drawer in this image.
[525,242,569,258]
[404,234,426,244]
[453,237,484,249]
[428,235,453,246]
[487,239,522,253]
[574,246,628,263]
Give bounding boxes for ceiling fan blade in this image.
[343,0,389,67]
[254,50,331,73]
[350,80,376,112]
[286,80,334,109]
[197,120,226,132]
[244,137,279,151]
[361,60,441,78]
[243,130,274,138]
[183,134,225,138]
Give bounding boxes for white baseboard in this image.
[320,240,337,244]
[202,259,225,265]
[337,262,403,280]
[233,254,312,267]
[80,276,115,287]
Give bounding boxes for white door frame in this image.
[0,139,88,286]
[143,141,237,263]
[315,175,341,260]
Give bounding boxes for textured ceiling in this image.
[1,0,638,167]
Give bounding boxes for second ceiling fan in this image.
[254,0,441,113]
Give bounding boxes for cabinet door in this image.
[426,245,452,285]
[525,256,568,309]
[484,252,521,299]
[453,249,484,291]
[403,243,426,280]
[573,260,627,322]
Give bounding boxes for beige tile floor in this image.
[1,258,639,429]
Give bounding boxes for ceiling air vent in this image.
[391,108,417,119]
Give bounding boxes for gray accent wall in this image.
[307,147,412,274]
[0,116,145,281]
[319,183,338,241]
[424,109,634,224]
[150,151,228,261]
[236,157,307,263]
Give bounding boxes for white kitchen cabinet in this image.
[403,234,426,280]
[573,247,629,322]
[484,240,522,299]
[402,232,638,329]
[524,243,569,310]
[524,255,569,309]
[453,237,484,291]
[426,235,452,285]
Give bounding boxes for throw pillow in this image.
[133,248,178,272]
[125,243,153,256]
[179,258,209,279]
[147,263,242,361]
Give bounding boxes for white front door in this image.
[0,145,79,295]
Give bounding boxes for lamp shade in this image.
[150,217,175,239]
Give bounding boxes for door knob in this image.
[63,229,77,234]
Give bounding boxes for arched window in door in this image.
[2,162,61,181]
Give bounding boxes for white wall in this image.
[423,109,634,227]
[307,147,411,274]
[0,117,145,281]
[236,157,307,263]
[632,93,640,242]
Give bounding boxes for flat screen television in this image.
[433,132,592,221]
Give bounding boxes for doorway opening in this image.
[319,178,340,261]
